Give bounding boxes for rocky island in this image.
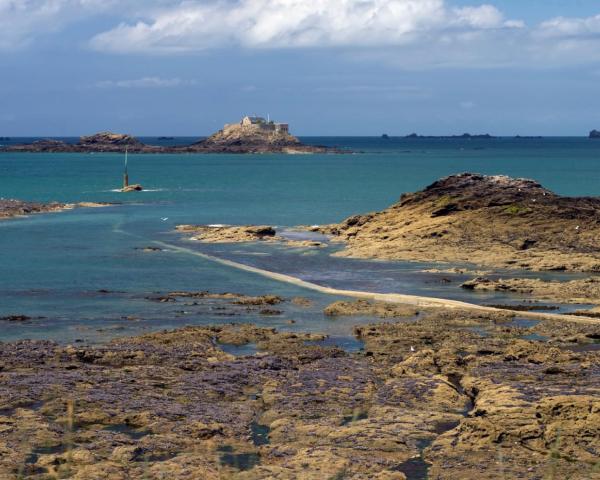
[590,130,600,139]
[187,116,330,154]
[319,173,600,273]
[1,117,335,154]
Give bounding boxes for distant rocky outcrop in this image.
[79,132,143,148]
[405,133,496,139]
[320,173,600,272]
[590,130,600,139]
[1,118,338,154]
[3,132,161,153]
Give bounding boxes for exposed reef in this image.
[324,299,419,318]
[0,199,110,220]
[462,277,600,305]
[0,303,598,479]
[176,225,277,243]
[320,173,600,272]
[0,199,68,219]
[176,225,327,248]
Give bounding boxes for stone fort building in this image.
[224,116,289,134]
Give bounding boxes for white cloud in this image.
[1,1,600,69]
[94,77,195,88]
[0,0,109,49]
[452,5,506,29]
[537,14,600,39]
[89,0,517,53]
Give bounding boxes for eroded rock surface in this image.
[1,305,598,479]
[324,300,419,318]
[321,173,600,272]
[177,225,326,248]
[176,225,277,243]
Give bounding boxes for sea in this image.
[1,136,599,344]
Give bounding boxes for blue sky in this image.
[0,0,599,136]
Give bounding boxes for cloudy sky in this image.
[1,0,599,136]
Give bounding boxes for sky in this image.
[0,0,599,136]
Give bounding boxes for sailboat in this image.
[120,147,143,192]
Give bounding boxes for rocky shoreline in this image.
[0,295,598,479]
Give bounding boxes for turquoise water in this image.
[1,137,599,343]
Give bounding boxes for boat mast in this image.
[123,147,129,188]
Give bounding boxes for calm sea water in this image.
[1,137,599,343]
